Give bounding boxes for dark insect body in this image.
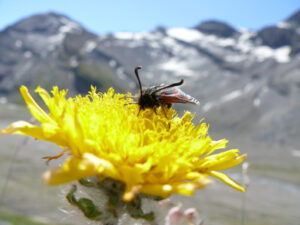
[130,66,199,115]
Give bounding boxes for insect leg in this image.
[153,107,158,115]
[137,107,142,116]
[161,105,168,118]
[42,149,69,165]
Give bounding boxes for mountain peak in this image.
[255,9,300,50]
[194,20,237,38]
[7,12,83,35]
[286,9,300,26]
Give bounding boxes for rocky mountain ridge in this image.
[0,9,300,148]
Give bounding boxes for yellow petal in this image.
[1,121,45,139]
[1,121,35,134]
[20,86,53,123]
[35,86,51,107]
[199,149,241,169]
[205,139,228,156]
[208,154,247,171]
[209,171,246,192]
[43,153,120,185]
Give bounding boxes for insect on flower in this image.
[127,66,200,115]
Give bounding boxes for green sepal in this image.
[66,185,102,220]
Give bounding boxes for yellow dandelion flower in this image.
[1,86,247,202]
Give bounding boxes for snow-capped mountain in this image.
[0,10,300,147]
[0,13,128,97]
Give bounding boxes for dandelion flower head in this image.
[1,86,247,201]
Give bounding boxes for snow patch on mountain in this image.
[167,27,236,48]
[114,31,153,41]
[159,58,195,77]
[235,31,291,63]
[114,32,135,40]
[59,17,81,33]
[277,22,292,29]
[166,28,291,63]
[48,17,82,50]
[167,28,203,42]
[84,40,97,53]
[253,45,290,63]
[202,82,257,112]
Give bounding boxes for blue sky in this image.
[0,0,299,34]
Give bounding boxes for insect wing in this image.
[158,87,200,105]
